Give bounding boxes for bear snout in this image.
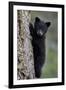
[37,30,43,36]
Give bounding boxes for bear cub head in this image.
[34,17,51,37]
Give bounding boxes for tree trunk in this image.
[17,10,35,79]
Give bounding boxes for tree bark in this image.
[17,10,35,79]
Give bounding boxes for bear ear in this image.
[45,22,51,27]
[35,17,40,22]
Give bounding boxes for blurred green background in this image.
[31,11,58,78]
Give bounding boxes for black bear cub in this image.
[29,17,51,78]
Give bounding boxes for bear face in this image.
[34,17,51,37]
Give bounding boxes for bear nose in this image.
[37,30,43,36]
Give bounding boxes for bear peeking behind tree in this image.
[29,17,51,78]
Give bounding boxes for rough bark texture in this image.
[17,10,35,79]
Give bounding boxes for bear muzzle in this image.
[37,30,43,36]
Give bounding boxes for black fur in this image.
[29,17,51,78]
